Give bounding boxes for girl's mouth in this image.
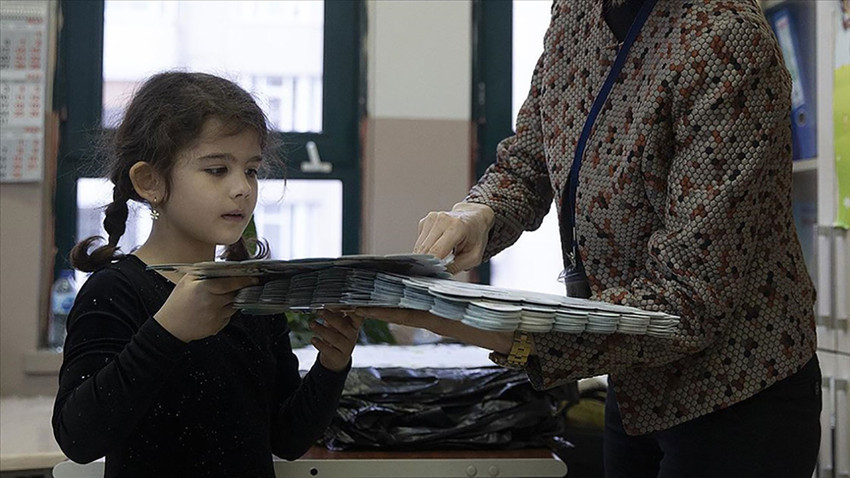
[222,212,244,221]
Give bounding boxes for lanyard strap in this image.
[564,0,659,271]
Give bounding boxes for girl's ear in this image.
[129,161,165,204]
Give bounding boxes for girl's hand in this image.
[154,275,258,343]
[415,202,495,274]
[311,310,364,372]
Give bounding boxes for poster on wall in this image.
[0,1,49,183]
[835,0,850,227]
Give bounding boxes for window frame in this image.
[470,0,512,284]
[53,0,365,280]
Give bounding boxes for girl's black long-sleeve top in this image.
[52,255,349,477]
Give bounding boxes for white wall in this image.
[369,0,470,121]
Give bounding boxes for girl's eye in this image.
[246,168,259,178]
[206,167,227,176]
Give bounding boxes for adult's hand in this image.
[311,310,364,372]
[155,275,258,343]
[352,307,514,355]
[414,202,495,274]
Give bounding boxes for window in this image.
[510,1,551,131]
[55,1,363,290]
[472,0,563,295]
[102,1,324,132]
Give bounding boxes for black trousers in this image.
[603,355,822,478]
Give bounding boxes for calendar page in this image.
[0,1,49,182]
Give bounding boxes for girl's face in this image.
[157,120,262,254]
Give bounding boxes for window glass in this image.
[102,0,323,132]
[254,179,342,260]
[511,1,551,130]
[76,178,342,284]
[490,1,563,295]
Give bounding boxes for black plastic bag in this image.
[321,367,578,454]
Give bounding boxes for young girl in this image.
[52,72,362,477]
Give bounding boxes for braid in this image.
[69,187,130,272]
[103,186,130,248]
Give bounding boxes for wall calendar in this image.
[0,1,49,182]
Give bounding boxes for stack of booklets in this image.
[149,254,679,337]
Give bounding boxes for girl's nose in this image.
[231,173,253,198]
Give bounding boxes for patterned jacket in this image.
[465,0,817,434]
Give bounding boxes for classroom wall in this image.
[362,0,472,255]
[0,0,472,397]
[1,0,58,398]
[0,183,56,396]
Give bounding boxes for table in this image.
[276,447,567,477]
[1,345,494,474]
[51,447,566,478]
[0,396,64,474]
[4,345,573,477]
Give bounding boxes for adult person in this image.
[356,1,822,477]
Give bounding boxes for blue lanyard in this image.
[564,0,659,273]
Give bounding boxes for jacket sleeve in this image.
[269,318,349,460]
[526,14,798,387]
[52,270,187,463]
[465,52,555,262]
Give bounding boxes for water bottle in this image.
[48,269,77,351]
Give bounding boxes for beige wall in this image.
[1,0,60,398]
[362,0,472,255]
[0,183,57,397]
[364,117,471,254]
[0,0,472,397]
